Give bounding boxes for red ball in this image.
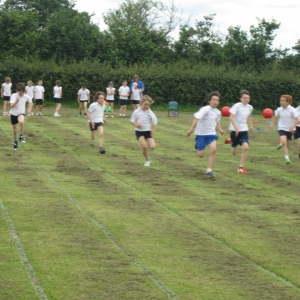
[221,106,230,117]
[224,138,232,144]
[262,108,273,119]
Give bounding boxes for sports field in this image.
[0,107,300,300]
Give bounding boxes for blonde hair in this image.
[140,95,154,105]
[5,77,11,83]
[281,94,293,104]
[27,80,33,85]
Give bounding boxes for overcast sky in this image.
[74,0,299,50]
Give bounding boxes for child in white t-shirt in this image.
[130,95,158,166]
[105,81,115,118]
[87,91,107,154]
[186,91,226,177]
[1,77,12,116]
[53,80,62,117]
[25,80,35,116]
[9,83,32,150]
[77,84,90,117]
[269,95,298,164]
[118,80,130,117]
[34,80,45,115]
[294,102,300,159]
[229,90,253,174]
[131,82,142,111]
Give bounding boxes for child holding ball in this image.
[186,91,226,177]
[130,95,157,166]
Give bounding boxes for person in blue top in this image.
[130,75,145,94]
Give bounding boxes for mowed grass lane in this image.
[0,107,300,300]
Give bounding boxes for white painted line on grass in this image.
[0,198,48,300]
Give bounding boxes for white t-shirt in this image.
[229,102,253,131]
[130,107,158,131]
[193,105,221,135]
[106,87,115,100]
[9,93,32,116]
[25,86,35,98]
[78,88,90,101]
[54,86,62,98]
[275,105,298,131]
[2,83,12,96]
[295,106,300,128]
[118,86,130,99]
[88,102,104,123]
[35,85,45,99]
[131,88,141,101]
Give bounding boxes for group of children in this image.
[187,90,300,177]
[3,76,300,172]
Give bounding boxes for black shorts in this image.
[54,97,62,103]
[279,130,292,140]
[36,99,43,105]
[11,114,24,125]
[3,96,10,101]
[120,99,128,106]
[294,127,300,140]
[89,122,103,131]
[132,100,140,105]
[106,100,114,103]
[135,130,152,140]
[80,100,88,103]
[230,131,249,147]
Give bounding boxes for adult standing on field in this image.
[130,75,145,95]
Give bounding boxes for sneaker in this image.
[285,159,291,165]
[276,143,282,150]
[13,142,18,150]
[78,114,82,117]
[119,114,122,117]
[122,114,126,117]
[84,114,87,118]
[3,112,6,116]
[39,112,43,116]
[144,160,150,166]
[111,115,114,118]
[36,112,40,116]
[99,148,105,154]
[206,171,216,177]
[54,112,61,117]
[31,112,34,116]
[19,136,26,143]
[237,167,247,174]
[106,114,108,118]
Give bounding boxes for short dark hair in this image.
[208,91,221,102]
[16,83,25,91]
[240,90,250,98]
[56,80,61,85]
[94,91,106,101]
[81,83,86,88]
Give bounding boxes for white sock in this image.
[285,155,289,160]
[207,168,212,173]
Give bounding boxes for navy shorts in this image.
[3,96,10,101]
[135,130,152,140]
[120,99,128,106]
[89,122,103,131]
[80,100,88,103]
[195,135,218,151]
[294,127,300,140]
[36,99,43,105]
[279,130,292,141]
[11,114,25,125]
[132,100,140,105]
[106,100,114,103]
[231,131,249,147]
[54,97,62,103]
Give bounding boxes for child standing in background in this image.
[77,84,90,117]
[105,81,115,118]
[35,80,45,115]
[270,95,298,164]
[118,80,130,117]
[131,82,142,111]
[130,95,157,166]
[53,80,62,117]
[295,102,300,159]
[1,77,12,115]
[25,80,35,116]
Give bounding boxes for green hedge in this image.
[1,57,300,110]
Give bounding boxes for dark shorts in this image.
[106,100,114,103]
[80,100,88,103]
[195,135,218,151]
[89,122,103,131]
[3,96,10,101]
[294,127,300,140]
[231,131,249,147]
[36,99,43,105]
[11,114,24,125]
[135,130,152,140]
[120,99,128,106]
[132,100,140,105]
[279,130,292,141]
[54,97,62,103]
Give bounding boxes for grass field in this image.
[1,107,300,300]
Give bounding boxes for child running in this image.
[87,91,107,154]
[186,91,226,177]
[295,101,300,159]
[9,83,32,150]
[118,80,130,117]
[78,84,90,117]
[1,77,12,116]
[53,80,62,117]
[105,81,115,118]
[25,80,35,116]
[130,95,157,166]
[269,95,298,164]
[229,90,253,174]
[35,80,45,115]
